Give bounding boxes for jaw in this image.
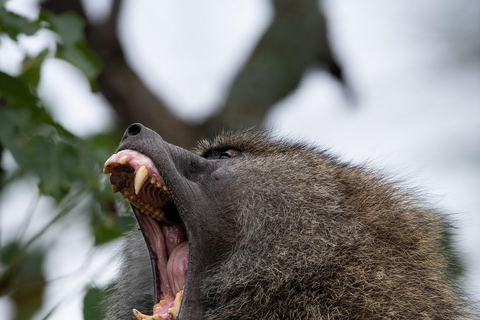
[104,149,204,320]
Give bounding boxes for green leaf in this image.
[41,11,84,47]
[20,49,50,88]
[91,200,134,245]
[0,7,39,40]
[0,241,46,320]
[0,107,33,167]
[29,137,80,200]
[0,71,38,107]
[40,10,101,86]
[84,130,122,164]
[0,106,80,201]
[83,287,106,320]
[57,40,101,83]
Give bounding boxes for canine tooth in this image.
[132,309,150,320]
[135,165,149,195]
[167,290,183,319]
[167,310,178,319]
[118,154,129,164]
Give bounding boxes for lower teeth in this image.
[133,289,184,320]
[121,192,165,221]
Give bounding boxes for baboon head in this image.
[104,123,470,320]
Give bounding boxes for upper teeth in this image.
[135,165,149,195]
[104,150,173,222]
[118,154,129,164]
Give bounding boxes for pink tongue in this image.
[167,241,189,295]
[162,223,187,256]
[161,223,189,295]
[135,213,189,300]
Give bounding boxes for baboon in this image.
[103,123,472,320]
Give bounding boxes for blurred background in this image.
[0,0,479,319]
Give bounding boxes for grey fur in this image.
[105,231,155,319]
[106,130,474,319]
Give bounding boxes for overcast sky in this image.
[1,0,479,319]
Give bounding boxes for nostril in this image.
[121,123,145,142]
[128,123,142,136]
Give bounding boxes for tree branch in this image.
[41,0,345,142]
[41,0,198,148]
[210,0,344,130]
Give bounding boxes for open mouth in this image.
[104,149,188,320]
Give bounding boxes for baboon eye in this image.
[205,148,242,160]
[218,149,241,159]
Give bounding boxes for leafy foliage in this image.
[0,3,127,319]
[0,6,39,39]
[40,10,101,88]
[0,242,46,320]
